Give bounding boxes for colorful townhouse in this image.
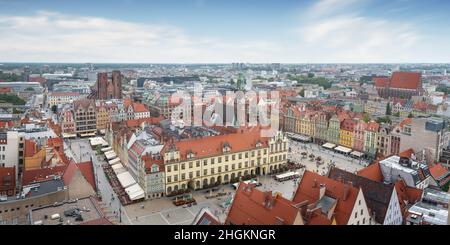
[339,119,356,148]
[363,121,380,159]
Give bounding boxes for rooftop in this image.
[30,196,113,225]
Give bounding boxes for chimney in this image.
[319,184,326,200]
[343,183,350,201]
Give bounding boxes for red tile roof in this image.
[29,76,46,84]
[132,103,149,113]
[394,179,423,218]
[399,148,414,158]
[293,171,360,225]
[0,87,12,93]
[429,164,450,180]
[163,127,268,161]
[340,119,356,131]
[0,121,14,129]
[357,162,384,182]
[366,121,380,132]
[226,182,300,225]
[399,118,412,129]
[76,161,97,190]
[374,77,389,87]
[62,161,96,191]
[22,165,67,186]
[374,72,422,90]
[390,72,421,90]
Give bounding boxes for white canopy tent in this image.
[322,143,336,149]
[125,183,145,201]
[101,147,112,152]
[108,157,121,166]
[104,150,117,160]
[335,146,352,154]
[117,171,137,189]
[351,151,364,158]
[89,137,107,147]
[112,163,127,175]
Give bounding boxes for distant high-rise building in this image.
[96,70,122,100]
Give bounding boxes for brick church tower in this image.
[96,70,123,100]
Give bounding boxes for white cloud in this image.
[0,11,281,63]
[291,0,449,63]
[0,6,448,63]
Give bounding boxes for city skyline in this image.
[1,0,450,63]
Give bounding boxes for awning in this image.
[125,183,145,201]
[351,151,364,157]
[108,157,120,166]
[89,137,108,147]
[276,171,300,180]
[62,133,76,138]
[112,163,127,175]
[335,146,352,154]
[104,151,117,160]
[322,143,336,149]
[101,147,112,152]
[117,171,137,189]
[80,132,96,137]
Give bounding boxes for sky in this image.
[0,0,449,63]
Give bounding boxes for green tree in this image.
[299,89,305,97]
[363,113,370,123]
[307,73,315,78]
[385,103,392,116]
[408,112,414,118]
[51,105,57,113]
[0,94,26,105]
[393,112,400,117]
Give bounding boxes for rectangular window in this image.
[196,171,200,177]
[181,163,185,170]
[218,157,222,163]
[211,158,215,164]
[238,162,242,169]
[239,153,242,159]
[232,155,235,161]
[251,151,255,157]
[245,152,248,158]
[189,162,193,168]
[218,166,222,173]
[167,166,171,172]
[203,160,208,166]
[174,175,178,182]
[167,176,171,183]
[232,164,235,170]
[189,172,193,179]
[174,165,178,171]
[181,173,185,180]
[204,169,207,175]
[196,161,200,167]
[211,168,215,174]
[225,156,229,161]
[225,165,229,171]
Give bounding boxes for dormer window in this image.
[187,150,195,159]
[223,142,231,153]
[256,140,262,148]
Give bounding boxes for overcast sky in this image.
[0,0,449,63]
